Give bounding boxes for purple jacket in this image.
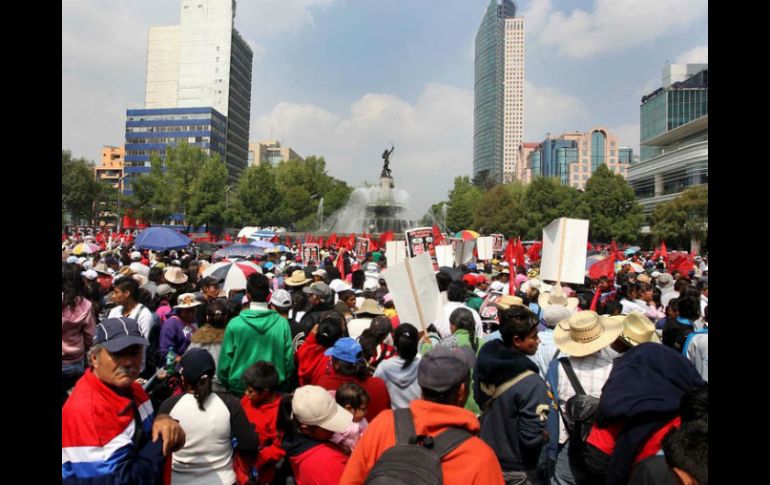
[159,315,197,356]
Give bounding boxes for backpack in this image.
[558,357,600,465]
[364,407,472,485]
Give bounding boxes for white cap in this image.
[81,269,98,281]
[312,268,328,278]
[292,385,353,433]
[77,257,87,265]
[364,279,379,291]
[489,281,505,292]
[82,260,94,270]
[130,251,142,261]
[66,256,78,264]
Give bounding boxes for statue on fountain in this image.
[381,144,394,178]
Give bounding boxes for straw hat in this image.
[356,298,384,316]
[554,311,625,357]
[538,284,579,312]
[617,312,661,347]
[174,293,202,309]
[164,266,189,285]
[494,295,526,310]
[285,269,312,287]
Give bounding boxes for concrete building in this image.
[525,128,632,190]
[123,107,227,194]
[248,140,303,167]
[516,142,539,183]
[94,146,125,191]
[473,0,524,184]
[143,0,253,182]
[628,64,708,215]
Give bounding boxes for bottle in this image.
[165,347,176,373]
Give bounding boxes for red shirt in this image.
[296,332,333,386]
[238,395,285,484]
[586,416,682,464]
[316,373,391,422]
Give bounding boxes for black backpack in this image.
[558,357,600,465]
[365,408,472,485]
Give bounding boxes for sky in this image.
[62,0,708,219]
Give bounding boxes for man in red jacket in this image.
[339,346,504,485]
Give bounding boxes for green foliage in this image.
[187,154,229,228]
[577,164,644,242]
[232,164,282,226]
[650,185,708,249]
[446,176,483,232]
[472,183,525,237]
[127,155,174,223]
[164,143,208,217]
[62,150,103,224]
[515,177,581,239]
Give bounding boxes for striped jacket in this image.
[62,369,164,484]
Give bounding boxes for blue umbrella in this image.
[213,244,265,259]
[134,227,191,250]
[251,240,275,249]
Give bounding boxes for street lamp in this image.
[116,174,130,234]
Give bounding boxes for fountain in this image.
[324,145,415,234]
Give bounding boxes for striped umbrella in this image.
[71,243,100,255]
[212,244,265,260]
[202,261,263,293]
[454,230,480,241]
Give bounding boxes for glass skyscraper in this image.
[473,0,523,184]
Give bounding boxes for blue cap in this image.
[93,317,148,353]
[324,337,363,363]
[467,262,477,270]
[264,261,275,271]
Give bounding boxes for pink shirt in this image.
[62,296,96,365]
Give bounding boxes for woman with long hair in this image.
[373,323,422,408]
[157,348,259,484]
[62,263,96,405]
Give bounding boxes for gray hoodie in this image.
[373,355,422,409]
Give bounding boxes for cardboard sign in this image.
[477,237,494,261]
[355,237,371,262]
[453,239,476,266]
[64,226,140,238]
[301,243,320,266]
[479,292,504,321]
[405,227,438,270]
[491,234,504,254]
[386,240,407,266]
[435,245,455,268]
[383,253,443,331]
[540,218,590,285]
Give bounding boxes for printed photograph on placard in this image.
[355,237,370,262]
[492,234,504,254]
[301,243,320,266]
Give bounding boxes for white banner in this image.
[435,245,455,268]
[385,240,406,266]
[540,218,589,285]
[383,253,443,331]
[477,237,494,261]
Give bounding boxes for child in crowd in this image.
[238,362,286,485]
[329,382,370,454]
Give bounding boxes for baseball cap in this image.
[292,385,353,433]
[312,268,328,278]
[156,284,176,297]
[462,274,478,287]
[66,256,78,264]
[130,251,142,261]
[81,269,98,281]
[93,317,148,353]
[489,281,505,293]
[324,337,363,363]
[303,281,333,299]
[179,348,216,382]
[418,346,474,393]
[363,279,379,292]
[269,289,292,308]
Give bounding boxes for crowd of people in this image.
[62,236,708,485]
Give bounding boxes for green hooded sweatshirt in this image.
[419,328,481,416]
[217,308,294,396]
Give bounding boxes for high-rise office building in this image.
[141,0,252,183]
[248,140,303,167]
[473,0,524,184]
[526,128,632,190]
[629,64,708,215]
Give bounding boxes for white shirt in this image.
[620,298,647,315]
[129,261,150,278]
[686,332,708,382]
[660,289,679,309]
[435,301,483,339]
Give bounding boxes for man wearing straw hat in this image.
[545,311,625,485]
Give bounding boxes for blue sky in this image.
[62,0,707,217]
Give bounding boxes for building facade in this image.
[473,0,524,184]
[123,107,227,194]
[525,128,632,190]
[247,140,303,167]
[143,0,253,182]
[516,142,539,183]
[629,64,708,215]
[95,146,126,191]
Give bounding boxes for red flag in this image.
[651,248,661,261]
[224,233,232,242]
[587,241,595,251]
[284,235,292,247]
[660,240,668,263]
[379,230,395,249]
[317,237,325,248]
[504,238,516,294]
[432,225,445,246]
[348,233,356,249]
[335,249,347,279]
[328,233,338,248]
[515,238,526,269]
[239,236,247,243]
[589,253,616,280]
[527,241,543,262]
[270,235,280,243]
[610,240,618,253]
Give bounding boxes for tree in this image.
[445,176,482,232]
[650,185,708,250]
[126,155,173,223]
[577,164,644,243]
[187,154,229,228]
[515,177,581,239]
[472,183,526,236]
[232,164,282,226]
[164,143,208,221]
[62,150,103,225]
[472,169,497,191]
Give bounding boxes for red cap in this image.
[462,274,478,287]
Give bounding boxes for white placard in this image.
[386,241,406,266]
[435,245,455,268]
[477,237,494,261]
[383,253,443,331]
[540,218,590,285]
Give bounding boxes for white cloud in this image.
[675,44,708,64]
[523,80,591,141]
[520,0,553,36]
[236,0,337,37]
[532,0,707,59]
[254,83,474,217]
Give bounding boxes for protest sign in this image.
[355,237,371,262]
[301,243,320,266]
[405,227,438,269]
[540,218,589,285]
[385,240,406,266]
[477,237,494,261]
[479,293,503,321]
[453,239,476,266]
[491,234,504,254]
[435,245,454,268]
[383,253,443,331]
